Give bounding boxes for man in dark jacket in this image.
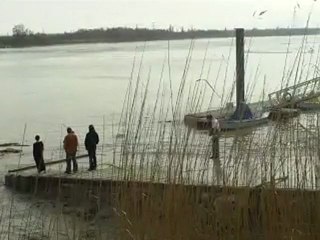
[33,135,46,173]
[85,125,99,171]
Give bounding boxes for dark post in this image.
[236,28,245,110]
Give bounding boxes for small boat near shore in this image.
[184,75,320,131]
[184,115,269,131]
[184,29,320,132]
[184,103,269,131]
[185,29,269,132]
[184,106,300,131]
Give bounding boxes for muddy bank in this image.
[0,148,22,154]
[0,143,29,147]
[3,175,119,239]
[0,142,29,155]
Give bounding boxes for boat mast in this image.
[236,28,245,110]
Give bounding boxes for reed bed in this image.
[110,31,320,239]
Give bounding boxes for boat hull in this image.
[220,118,269,131]
[296,102,320,111]
[184,114,268,131]
[268,108,300,121]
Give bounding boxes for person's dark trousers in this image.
[35,157,46,173]
[65,152,78,173]
[211,134,222,184]
[88,146,97,170]
[34,158,40,172]
[211,135,220,159]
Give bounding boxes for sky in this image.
[0,0,319,35]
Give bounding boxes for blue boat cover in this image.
[229,102,253,120]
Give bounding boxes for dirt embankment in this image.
[0,143,29,155]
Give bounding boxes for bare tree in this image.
[12,24,32,37]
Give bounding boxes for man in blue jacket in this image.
[85,125,99,171]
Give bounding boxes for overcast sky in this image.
[0,0,319,35]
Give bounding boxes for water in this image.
[1,35,319,147]
[0,35,319,238]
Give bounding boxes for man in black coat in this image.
[85,125,99,171]
[33,135,46,173]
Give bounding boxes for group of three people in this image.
[33,117,219,174]
[33,124,99,174]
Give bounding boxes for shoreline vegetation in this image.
[1,26,320,48]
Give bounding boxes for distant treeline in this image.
[1,26,320,48]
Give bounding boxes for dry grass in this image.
[111,27,320,239]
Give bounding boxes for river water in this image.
[1,35,319,148]
[0,35,319,238]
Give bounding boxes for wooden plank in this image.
[7,154,89,173]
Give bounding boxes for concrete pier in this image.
[4,171,320,239]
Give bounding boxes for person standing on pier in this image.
[85,124,99,171]
[207,115,222,184]
[63,127,78,174]
[207,115,220,159]
[33,135,46,173]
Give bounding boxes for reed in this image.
[110,29,320,240]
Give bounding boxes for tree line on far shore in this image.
[1,24,319,48]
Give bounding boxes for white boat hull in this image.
[184,114,269,131]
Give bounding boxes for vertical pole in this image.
[236,28,245,110]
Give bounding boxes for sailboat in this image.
[184,28,269,131]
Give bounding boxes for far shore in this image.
[1,27,320,49]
